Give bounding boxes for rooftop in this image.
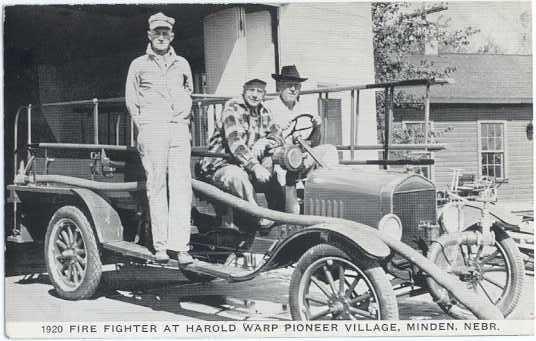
[405,54,532,104]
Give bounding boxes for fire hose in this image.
[16,174,504,319]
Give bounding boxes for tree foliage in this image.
[373,2,478,84]
[477,38,504,54]
[372,2,478,170]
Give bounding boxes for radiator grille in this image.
[393,190,437,246]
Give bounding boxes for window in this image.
[479,122,506,178]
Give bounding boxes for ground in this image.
[4,244,534,322]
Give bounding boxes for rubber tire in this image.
[289,243,399,320]
[427,228,525,319]
[45,206,102,300]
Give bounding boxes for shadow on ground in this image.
[5,243,290,320]
[5,242,533,321]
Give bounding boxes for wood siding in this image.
[396,104,533,204]
[504,120,534,201]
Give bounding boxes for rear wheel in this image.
[289,244,398,320]
[45,206,102,300]
[427,227,524,319]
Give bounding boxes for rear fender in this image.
[70,188,123,243]
[265,222,390,270]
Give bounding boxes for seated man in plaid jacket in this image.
[197,78,282,230]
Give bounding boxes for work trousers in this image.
[137,122,192,252]
[209,144,338,210]
[211,165,285,222]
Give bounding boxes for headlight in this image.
[378,214,403,240]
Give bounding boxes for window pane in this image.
[495,166,502,178]
[495,124,503,138]
[494,153,503,165]
[488,165,495,177]
[481,136,488,150]
[495,136,502,150]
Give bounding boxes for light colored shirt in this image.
[264,96,322,145]
[125,45,193,127]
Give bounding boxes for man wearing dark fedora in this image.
[266,65,339,213]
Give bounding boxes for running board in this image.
[181,261,252,279]
[102,240,162,262]
[101,240,256,280]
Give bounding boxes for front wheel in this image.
[289,244,398,320]
[426,226,525,319]
[45,206,102,300]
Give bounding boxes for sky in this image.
[413,1,532,54]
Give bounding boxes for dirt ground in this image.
[4,244,534,322]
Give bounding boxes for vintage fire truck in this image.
[6,79,524,320]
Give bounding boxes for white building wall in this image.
[277,2,378,160]
[204,8,276,95]
[204,7,248,95]
[246,11,276,90]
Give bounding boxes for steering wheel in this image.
[284,113,316,141]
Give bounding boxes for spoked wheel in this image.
[427,226,525,319]
[45,206,102,300]
[290,244,398,320]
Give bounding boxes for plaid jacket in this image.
[198,97,279,177]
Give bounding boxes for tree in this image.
[372,3,476,136]
[477,38,504,54]
[373,2,478,84]
[372,3,478,173]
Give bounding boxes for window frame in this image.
[477,120,508,180]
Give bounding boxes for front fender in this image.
[71,188,123,243]
[264,222,390,271]
[463,202,522,231]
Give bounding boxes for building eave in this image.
[431,97,533,104]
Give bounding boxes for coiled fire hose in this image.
[16,174,504,319]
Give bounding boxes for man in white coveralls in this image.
[125,12,194,265]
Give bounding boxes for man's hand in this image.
[252,138,272,160]
[311,115,321,127]
[252,164,271,183]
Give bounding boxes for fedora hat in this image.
[271,65,308,82]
